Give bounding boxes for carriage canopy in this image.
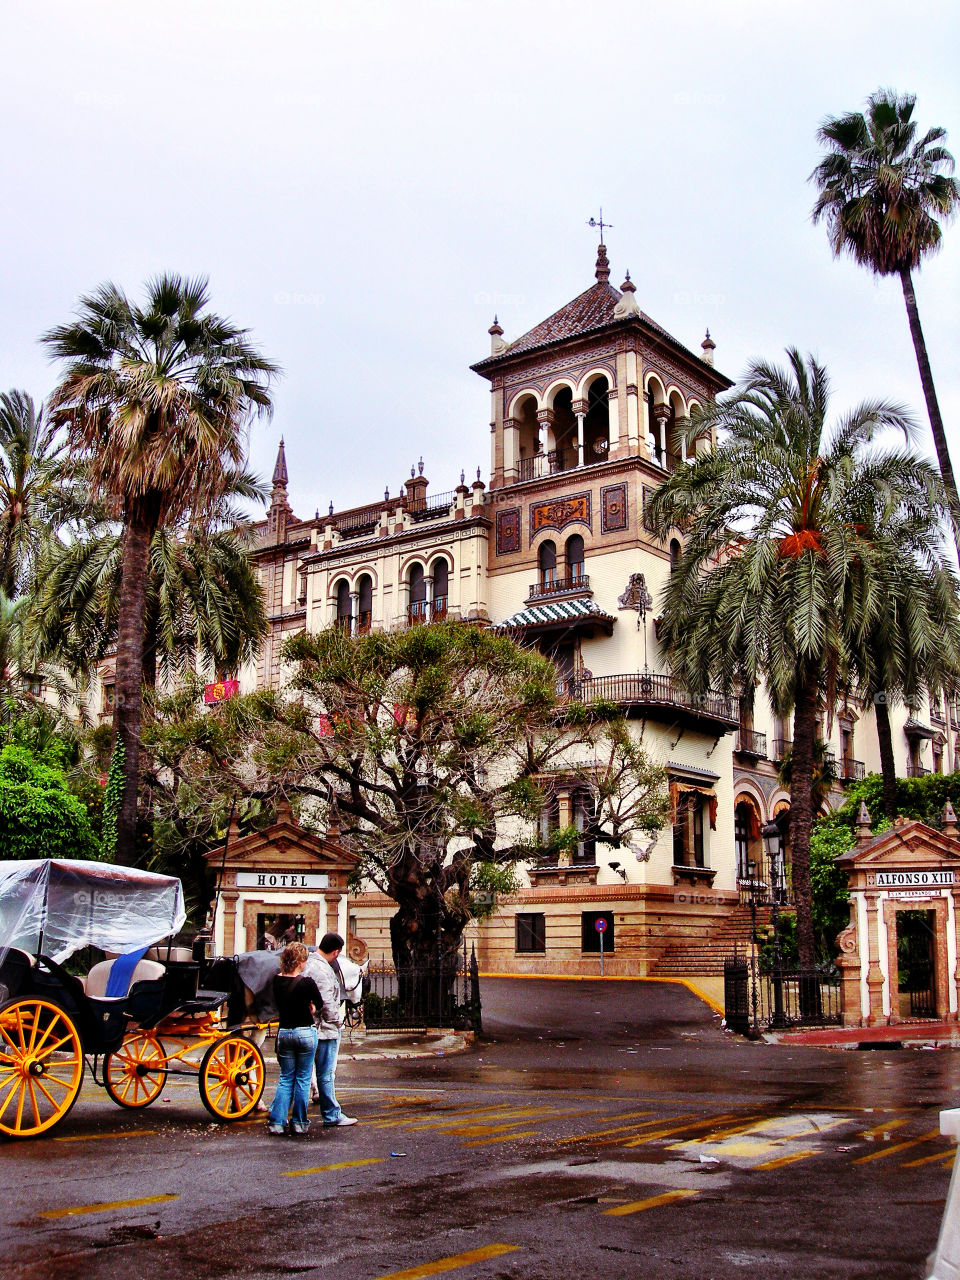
[0,859,186,962]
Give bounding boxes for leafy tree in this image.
[811,90,960,523]
[43,276,277,863]
[644,348,929,972]
[0,743,99,861]
[141,624,670,971]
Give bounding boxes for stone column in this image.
[653,403,670,466]
[222,891,239,956]
[575,412,585,468]
[325,893,342,936]
[349,590,359,636]
[864,891,887,1025]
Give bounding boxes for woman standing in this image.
[266,942,322,1136]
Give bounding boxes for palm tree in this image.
[0,390,85,598]
[32,517,268,689]
[43,276,277,862]
[811,90,960,521]
[644,349,931,972]
[840,479,960,819]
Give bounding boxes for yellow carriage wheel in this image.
[199,1034,264,1121]
[104,1033,167,1109]
[0,999,84,1138]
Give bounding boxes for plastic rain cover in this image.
[0,860,186,963]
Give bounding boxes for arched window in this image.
[669,539,681,573]
[357,574,373,634]
[583,376,610,463]
[409,563,426,623]
[565,535,585,583]
[538,540,557,589]
[335,580,351,633]
[432,559,449,620]
[734,798,761,880]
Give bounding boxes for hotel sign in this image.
[874,869,955,887]
[236,871,329,889]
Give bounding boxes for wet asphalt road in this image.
[3,978,960,1280]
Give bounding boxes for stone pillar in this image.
[503,417,519,484]
[222,891,239,955]
[864,891,887,1025]
[325,893,342,936]
[575,413,585,468]
[836,909,862,1027]
[537,408,555,462]
[653,403,670,466]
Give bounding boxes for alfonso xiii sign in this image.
[872,869,955,887]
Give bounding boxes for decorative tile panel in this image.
[601,483,628,533]
[496,507,522,555]
[529,492,592,539]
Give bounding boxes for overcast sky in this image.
[2,1,958,516]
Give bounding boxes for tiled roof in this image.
[474,280,695,370]
[496,598,616,630]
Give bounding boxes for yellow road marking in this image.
[861,1117,910,1139]
[756,1149,818,1170]
[852,1129,943,1165]
[39,1194,179,1219]
[624,1114,758,1148]
[461,1130,539,1147]
[374,1243,519,1279]
[403,1106,574,1132]
[283,1157,384,1178]
[54,1128,157,1143]
[604,1189,699,1217]
[903,1148,958,1169]
[554,1111,674,1145]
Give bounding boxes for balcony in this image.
[773,737,792,761]
[407,598,448,627]
[906,764,931,778]
[651,449,683,473]
[408,490,455,522]
[840,757,866,783]
[527,574,591,602]
[735,728,767,758]
[516,449,578,483]
[570,671,738,735]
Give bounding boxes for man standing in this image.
[305,932,358,1127]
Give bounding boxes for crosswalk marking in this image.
[373,1243,519,1279]
[603,1189,699,1217]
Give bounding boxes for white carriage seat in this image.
[84,958,166,999]
[144,946,193,963]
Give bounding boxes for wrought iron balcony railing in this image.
[527,574,591,601]
[516,449,578,483]
[569,671,738,725]
[773,737,792,761]
[906,764,931,778]
[735,728,767,757]
[840,757,866,783]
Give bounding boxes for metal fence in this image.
[724,955,841,1035]
[361,943,481,1034]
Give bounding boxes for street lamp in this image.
[762,820,786,1029]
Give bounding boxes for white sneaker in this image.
[329,1115,358,1126]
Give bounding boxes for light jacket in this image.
[304,953,345,1040]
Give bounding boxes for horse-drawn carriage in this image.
[0,859,266,1138]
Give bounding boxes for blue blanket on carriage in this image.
[104,946,150,998]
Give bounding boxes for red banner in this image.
[204,679,240,705]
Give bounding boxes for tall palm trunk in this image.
[113,518,154,863]
[789,669,819,972]
[874,694,899,821]
[900,267,960,549]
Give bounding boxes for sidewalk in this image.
[768,1020,960,1049]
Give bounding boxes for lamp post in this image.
[746,858,761,1035]
[762,820,786,1029]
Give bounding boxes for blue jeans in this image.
[269,1026,318,1132]
[314,1032,342,1124]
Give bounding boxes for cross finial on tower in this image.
[587,208,613,244]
